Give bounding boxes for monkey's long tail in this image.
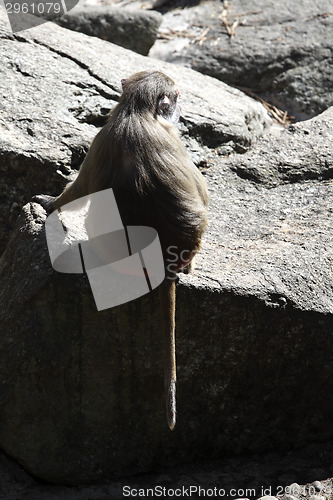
[159,276,177,431]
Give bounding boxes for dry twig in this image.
[191,27,210,45]
[220,1,239,38]
[158,26,211,46]
[220,1,262,38]
[239,87,295,125]
[157,29,196,41]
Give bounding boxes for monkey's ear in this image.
[158,95,170,114]
[121,78,127,89]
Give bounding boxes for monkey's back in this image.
[63,103,208,270]
[119,118,207,267]
[84,114,208,268]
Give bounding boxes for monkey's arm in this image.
[31,135,101,214]
[32,166,89,213]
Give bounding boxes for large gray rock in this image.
[200,108,333,315]
[227,108,333,187]
[1,103,333,483]
[1,440,333,499]
[55,7,162,56]
[0,11,270,255]
[150,0,333,120]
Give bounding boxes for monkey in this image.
[34,70,209,430]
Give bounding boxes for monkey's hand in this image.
[180,260,194,274]
[32,194,56,213]
[177,256,196,275]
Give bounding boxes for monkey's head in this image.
[120,71,180,123]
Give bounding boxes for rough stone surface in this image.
[150,0,333,120]
[0,9,270,255]
[226,110,333,187]
[197,110,333,315]
[55,6,162,56]
[1,440,333,499]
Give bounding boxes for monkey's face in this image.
[157,92,181,124]
[120,70,181,123]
